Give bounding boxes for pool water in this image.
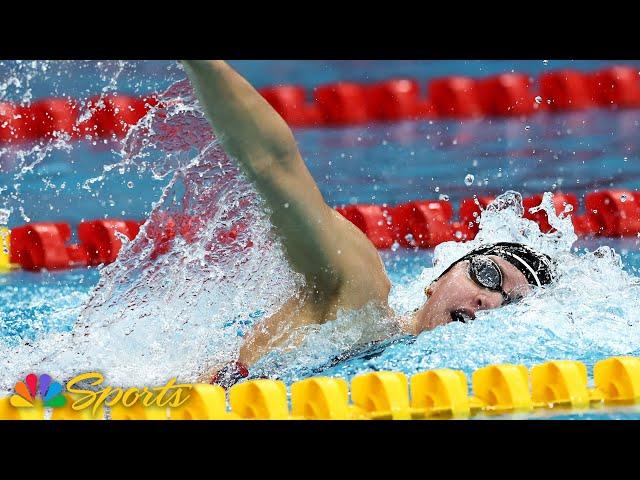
[1,60,640,419]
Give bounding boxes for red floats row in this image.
[2,66,639,143]
[336,200,453,249]
[5,190,640,271]
[258,65,640,127]
[0,95,157,144]
[338,190,640,250]
[10,220,141,271]
[8,214,249,271]
[457,191,640,238]
[541,67,640,110]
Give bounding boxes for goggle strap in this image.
[498,251,542,287]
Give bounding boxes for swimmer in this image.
[182,61,555,385]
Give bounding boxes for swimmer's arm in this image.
[182,60,389,299]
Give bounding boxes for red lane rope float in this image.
[367,79,426,121]
[477,73,536,116]
[9,223,88,270]
[539,70,597,111]
[591,66,640,107]
[428,76,484,118]
[78,219,142,265]
[390,200,454,248]
[4,189,638,272]
[258,85,322,128]
[2,65,640,144]
[0,95,157,144]
[585,190,640,237]
[76,95,157,138]
[314,82,372,126]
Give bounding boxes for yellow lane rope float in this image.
[0,227,14,272]
[2,356,640,420]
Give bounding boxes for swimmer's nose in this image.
[473,291,503,312]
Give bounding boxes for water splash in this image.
[0,76,301,391]
[0,60,183,228]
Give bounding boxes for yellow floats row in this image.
[0,227,11,272]
[2,356,640,420]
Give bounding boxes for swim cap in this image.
[437,242,555,287]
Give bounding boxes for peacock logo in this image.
[10,373,67,408]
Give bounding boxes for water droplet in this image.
[534,96,542,104]
[525,125,531,130]
[455,230,462,239]
[0,208,10,225]
[434,186,440,192]
[438,194,449,201]
[464,174,475,186]
[283,202,290,208]
[543,60,549,65]
[391,241,400,252]
[620,194,627,203]
[127,181,134,188]
[472,159,478,167]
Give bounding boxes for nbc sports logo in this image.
[10,373,67,408]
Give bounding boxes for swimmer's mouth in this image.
[450,309,474,323]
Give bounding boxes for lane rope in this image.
[1,190,638,272]
[1,356,638,420]
[1,65,639,144]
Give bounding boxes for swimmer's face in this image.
[412,255,530,332]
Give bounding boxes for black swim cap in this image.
[437,242,555,287]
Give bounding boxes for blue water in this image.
[1,60,640,419]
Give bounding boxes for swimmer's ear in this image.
[425,281,436,298]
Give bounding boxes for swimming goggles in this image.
[425,254,513,306]
[466,255,512,305]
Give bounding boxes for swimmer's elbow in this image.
[243,140,303,184]
[261,123,300,167]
